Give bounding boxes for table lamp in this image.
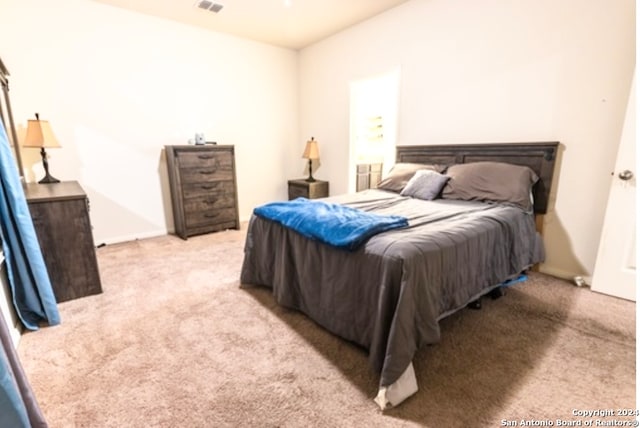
[302,137,320,182]
[23,113,61,184]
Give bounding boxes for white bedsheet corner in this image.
[373,362,419,410]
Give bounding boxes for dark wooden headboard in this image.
[396,142,559,214]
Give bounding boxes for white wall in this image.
[0,0,299,244]
[299,0,635,280]
[0,0,634,281]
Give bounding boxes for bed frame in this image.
[396,142,559,214]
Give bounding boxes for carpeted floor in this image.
[17,227,636,427]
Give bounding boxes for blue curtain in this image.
[0,120,59,330]
[0,327,31,428]
[0,118,56,427]
[0,308,47,427]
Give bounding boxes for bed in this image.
[240,142,559,409]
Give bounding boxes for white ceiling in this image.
[92,0,410,50]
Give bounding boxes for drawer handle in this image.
[204,198,218,204]
[199,170,215,175]
[204,213,220,218]
[198,155,215,160]
[201,184,217,190]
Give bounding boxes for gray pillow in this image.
[400,169,450,200]
[442,161,539,211]
[377,163,446,193]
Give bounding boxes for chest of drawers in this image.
[165,145,240,239]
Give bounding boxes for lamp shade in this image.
[302,137,319,160]
[23,113,60,148]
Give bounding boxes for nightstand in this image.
[288,179,329,200]
[23,181,102,303]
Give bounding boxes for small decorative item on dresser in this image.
[165,145,240,239]
[288,178,329,200]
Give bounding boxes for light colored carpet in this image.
[17,227,636,427]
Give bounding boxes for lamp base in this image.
[38,173,60,184]
[305,159,316,182]
[38,147,60,184]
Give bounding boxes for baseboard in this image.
[96,225,247,247]
[537,265,593,286]
[96,230,169,246]
[9,321,21,347]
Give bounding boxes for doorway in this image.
[348,69,400,192]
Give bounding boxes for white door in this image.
[591,77,636,301]
[0,255,21,346]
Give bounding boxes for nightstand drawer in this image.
[288,179,329,200]
[288,185,309,199]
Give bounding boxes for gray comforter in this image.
[240,190,544,387]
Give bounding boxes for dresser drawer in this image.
[182,181,234,199]
[185,207,238,228]
[179,166,233,184]
[177,150,233,168]
[183,193,236,213]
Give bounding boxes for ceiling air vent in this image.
[195,1,223,13]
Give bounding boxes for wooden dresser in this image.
[165,145,240,239]
[23,181,102,303]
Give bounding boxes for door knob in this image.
[618,170,634,181]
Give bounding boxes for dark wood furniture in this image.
[23,181,102,303]
[356,163,383,192]
[288,179,329,200]
[165,145,240,239]
[396,142,558,214]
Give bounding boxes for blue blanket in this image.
[253,197,409,251]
